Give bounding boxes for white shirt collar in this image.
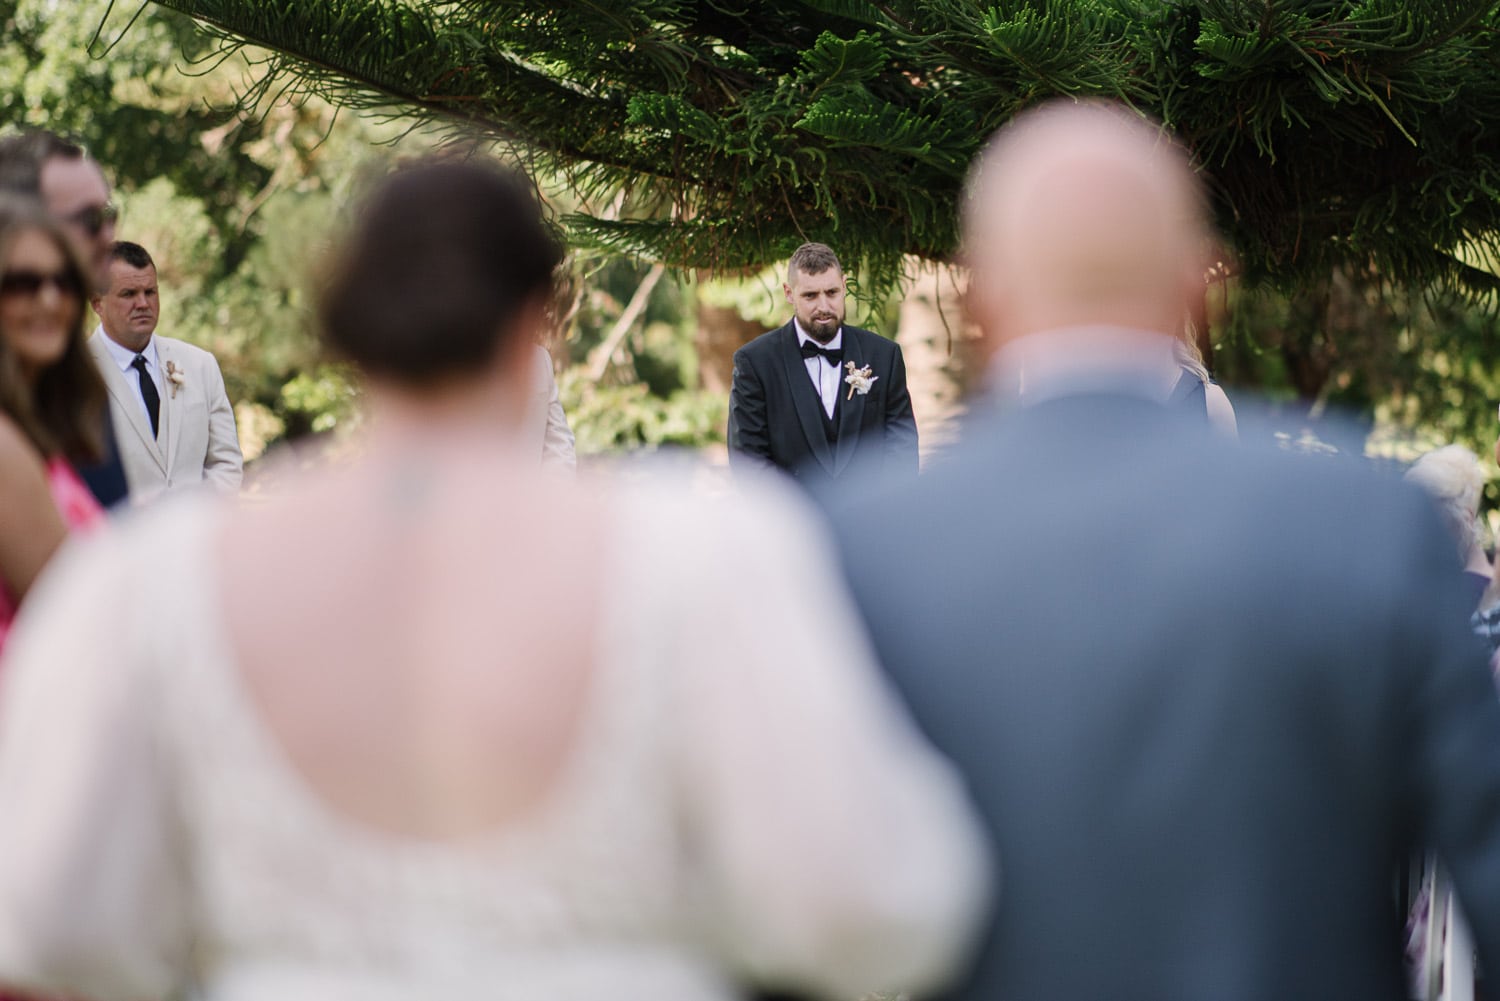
[95,324,159,374]
[988,325,1182,404]
[793,319,843,352]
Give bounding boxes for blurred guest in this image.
[1170,321,1237,438]
[991,254,1236,438]
[529,344,576,471]
[0,130,127,507]
[0,158,987,1001]
[1405,444,1491,608]
[1400,444,1491,1000]
[832,99,1500,1001]
[1474,416,1500,658]
[0,132,116,289]
[1472,583,1500,659]
[0,198,105,657]
[88,241,242,501]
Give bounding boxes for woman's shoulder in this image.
[0,414,55,517]
[613,458,827,546]
[0,493,225,708]
[0,412,43,473]
[603,462,839,617]
[117,490,224,541]
[52,492,225,597]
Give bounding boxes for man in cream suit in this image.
[88,241,241,501]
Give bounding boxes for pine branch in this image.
[142,0,1500,303]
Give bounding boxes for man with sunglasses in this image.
[0,129,129,508]
[0,132,116,291]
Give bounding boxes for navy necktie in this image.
[131,354,160,438]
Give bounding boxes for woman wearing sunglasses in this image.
[0,196,106,655]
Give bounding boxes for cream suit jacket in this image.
[88,331,243,503]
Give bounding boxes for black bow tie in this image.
[800,340,842,365]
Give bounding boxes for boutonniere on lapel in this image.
[165,360,185,399]
[844,360,878,400]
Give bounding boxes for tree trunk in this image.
[696,299,764,394]
[895,260,983,465]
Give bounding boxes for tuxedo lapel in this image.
[833,330,867,475]
[156,342,180,479]
[88,335,166,474]
[775,324,835,472]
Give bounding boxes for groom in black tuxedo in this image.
[728,243,918,492]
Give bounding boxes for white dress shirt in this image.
[95,325,164,429]
[794,321,844,419]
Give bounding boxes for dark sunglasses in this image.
[0,269,82,297]
[63,202,118,238]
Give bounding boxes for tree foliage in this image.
[3,0,747,463]
[0,0,433,454]
[143,0,1500,301]
[14,0,1500,472]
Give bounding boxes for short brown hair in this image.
[108,240,155,271]
[788,242,843,281]
[0,196,105,463]
[319,158,563,384]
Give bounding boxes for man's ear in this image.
[782,282,793,305]
[89,296,102,315]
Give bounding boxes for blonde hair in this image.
[1174,322,1210,382]
[1405,445,1487,559]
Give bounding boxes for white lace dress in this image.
[0,476,989,1001]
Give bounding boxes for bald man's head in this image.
[963,101,1212,352]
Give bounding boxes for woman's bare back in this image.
[218,439,606,843]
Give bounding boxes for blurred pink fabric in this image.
[0,459,103,657]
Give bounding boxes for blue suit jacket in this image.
[76,406,130,509]
[833,392,1500,1001]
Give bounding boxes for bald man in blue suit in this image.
[833,101,1500,1001]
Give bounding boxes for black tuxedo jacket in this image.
[727,321,917,491]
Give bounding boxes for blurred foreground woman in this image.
[0,197,105,657]
[0,159,987,1001]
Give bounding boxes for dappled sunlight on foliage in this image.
[558,368,726,455]
[8,0,1500,482]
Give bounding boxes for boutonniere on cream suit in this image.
[88,331,244,504]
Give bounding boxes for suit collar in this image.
[834,365,863,476]
[776,322,836,471]
[964,385,1195,457]
[989,325,1181,405]
[93,323,159,374]
[778,321,878,477]
[88,332,166,472]
[834,327,887,475]
[155,339,180,467]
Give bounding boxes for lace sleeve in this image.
[670,478,991,1000]
[0,521,192,1001]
